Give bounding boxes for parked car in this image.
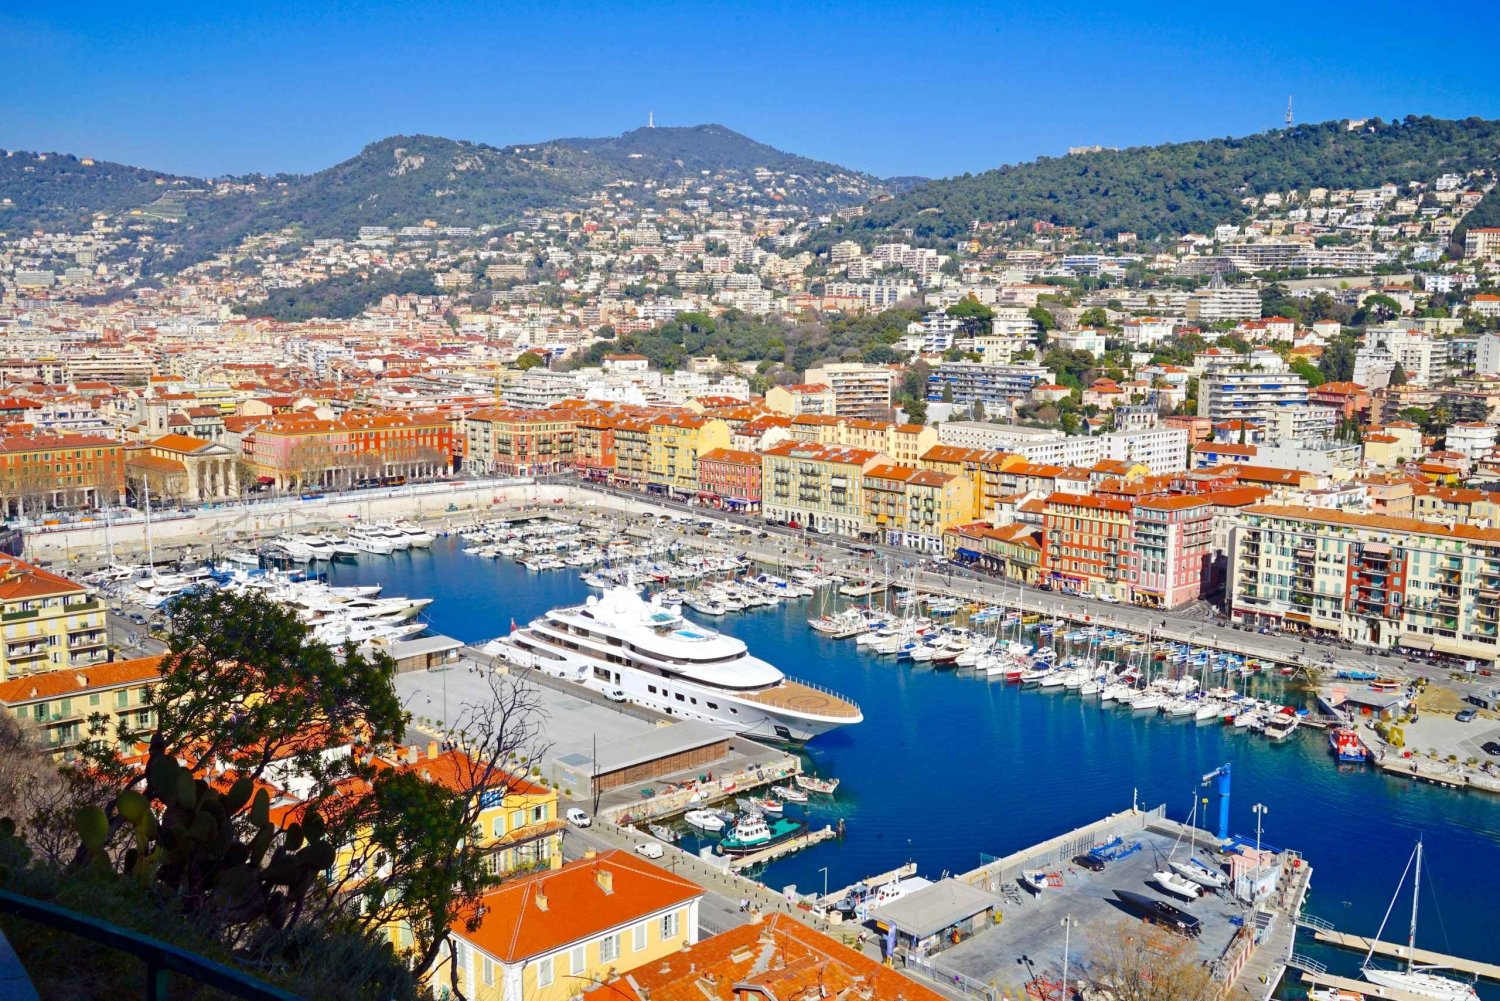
[1072,854,1106,872]
[1481,741,1500,757]
[1456,709,1477,723]
[1096,594,1120,604]
[635,842,664,859]
[566,808,591,828]
[603,688,628,703]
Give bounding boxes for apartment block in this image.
[0,655,161,756]
[696,447,762,511]
[803,362,897,418]
[646,414,730,496]
[463,409,576,477]
[1230,505,1500,661]
[1197,370,1310,425]
[761,441,889,537]
[861,465,973,553]
[0,555,108,681]
[926,362,1052,408]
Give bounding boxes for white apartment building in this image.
[502,368,580,409]
[1476,333,1500,377]
[1464,228,1500,261]
[1198,370,1310,424]
[1118,317,1177,346]
[1186,275,1262,323]
[1446,421,1498,460]
[1099,426,1189,475]
[802,362,895,418]
[936,422,1103,467]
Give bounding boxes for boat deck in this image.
[744,680,861,718]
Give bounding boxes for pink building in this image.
[1127,495,1214,609]
[696,447,762,512]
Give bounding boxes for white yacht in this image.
[393,521,434,548]
[487,585,862,744]
[348,527,396,555]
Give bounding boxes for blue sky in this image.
[4,1,1498,180]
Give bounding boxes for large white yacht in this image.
[485,586,862,743]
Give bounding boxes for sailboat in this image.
[1361,840,1479,1001]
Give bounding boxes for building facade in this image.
[0,555,108,681]
[760,441,888,537]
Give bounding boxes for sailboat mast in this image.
[1409,839,1422,972]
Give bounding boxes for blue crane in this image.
[1200,763,1231,841]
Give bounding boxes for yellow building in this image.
[0,655,161,756]
[862,465,975,553]
[785,415,937,466]
[646,414,730,497]
[0,555,108,681]
[433,849,704,1001]
[918,445,1023,521]
[611,418,653,489]
[760,441,890,537]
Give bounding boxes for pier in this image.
[726,825,839,872]
[818,860,919,909]
[1309,928,1500,982]
[1297,970,1436,1001]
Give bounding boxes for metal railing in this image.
[0,889,301,1001]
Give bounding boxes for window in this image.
[660,910,679,939]
[491,815,505,838]
[510,809,524,830]
[117,690,129,708]
[89,692,101,707]
[570,945,586,975]
[599,933,621,963]
[537,956,554,987]
[482,957,494,986]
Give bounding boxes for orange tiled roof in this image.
[456,850,702,962]
[0,655,161,705]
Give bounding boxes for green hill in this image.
[3,126,889,270]
[0,150,196,233]
[829,115,1500,244]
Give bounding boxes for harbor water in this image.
[328,537,1500,980]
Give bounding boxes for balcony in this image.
[1,608,39,623]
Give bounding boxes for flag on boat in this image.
[509,617,517,633]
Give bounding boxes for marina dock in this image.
[818,861,919,908]
[726,825,838,871]
[1310,929,1500,981]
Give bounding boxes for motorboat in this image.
[684,809,731,833]
[1330,726,1369,763]
[1264,710,1300,741]
[1020,870,1051,894]
[1152,870,1202,900]
[1113,890,1201,937]
[794,774,839,795]
[349,529,396,555]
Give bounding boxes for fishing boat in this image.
[737,795,783,816]
[1330,726,1369,763]
[1264,710,1300,741]
[1152,870,1203,900]
[648,823,681,843]
[1362,840,1480,1001]
[717,814,805,857]
[795,774,839,795]
[770,784,808,803]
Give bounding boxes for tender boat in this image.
[1168,858,1228,890]
[1152,870,1203,900]
[770,784,808,803]
[684,809,730,833]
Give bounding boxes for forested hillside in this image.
[829,116,1500,244]
[0,151,193,233]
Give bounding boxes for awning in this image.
[256,476,275,484]
[1284,611,1311,623]
[1399,635,1435,651]
[955,548,981,561]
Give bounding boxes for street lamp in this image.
[1252,802,1269,855]
[818,866,829,901]
[1059,915,1079,1001]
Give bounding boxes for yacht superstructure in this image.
[487,586,861,743]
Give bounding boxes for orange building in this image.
[245,411,453,490]
[0,429,125,516]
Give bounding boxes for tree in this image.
[1358,293,1403,324]
[902,397,928,424]
[1318,337,1357,383]
[1078,306,1110,328]
[945,298,995,337]
[515,351,546,370]
[1085,921,1218,1001]
[1291,358,1326,388]
[1028,306,1056,332]
[941,382,954,403]
[1388,360,1408,386]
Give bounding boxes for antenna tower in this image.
[648,111,655,128]
[1285,96,1294,128]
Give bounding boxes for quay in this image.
[1309,928,1500,982]
[1297,970,1435,1001]
[818,860,919,909]
[726,825,839,872]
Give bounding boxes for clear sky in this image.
[4,0,1498,181]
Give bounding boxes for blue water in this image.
[330,537,1500,976]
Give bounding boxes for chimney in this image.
[427,740,439,759]
[595,867,614,895]
[534,890,548,911]
[584,848,597,860]
[407,746,420,765]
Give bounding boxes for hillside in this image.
[830,115,1500,244]
[4,126,889,271]
[0,150,196,233]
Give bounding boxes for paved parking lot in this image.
[937,829,1247,995]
